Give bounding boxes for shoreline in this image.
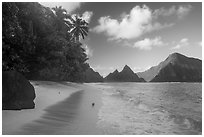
[13,90,85,134]
[2,82,201,135]
[2,81,103,135]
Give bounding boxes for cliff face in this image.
[105,65,145,82]
[138,53,202,82]
[84,67,103,82]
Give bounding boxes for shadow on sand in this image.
[14,90,84,135]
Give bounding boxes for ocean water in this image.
[95,83,202,135]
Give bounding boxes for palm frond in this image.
[80,28,88,36]
[80,31,85,39]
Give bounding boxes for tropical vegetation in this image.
[2,2,90,82]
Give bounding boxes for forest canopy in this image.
[2,2,90,82]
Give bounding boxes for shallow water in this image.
[95,82,202,135]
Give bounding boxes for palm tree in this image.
[69,15,89,43]
[52,6,70,32]
[51,7,89,43]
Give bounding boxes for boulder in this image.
[2,71,36,110]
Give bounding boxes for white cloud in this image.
[133,37,166,50]
[171,38,189,49]
[93,5,170,40]
[92,4,191,41]
[153,5,192,19]
[153,6,176,17]
[70,11,93,24]
[81,11,93,23]
[177,5,192,19]
[82,44,93,57]
[40,2,81,13]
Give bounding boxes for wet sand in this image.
[2,81,103,135]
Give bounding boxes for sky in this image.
[41,2,202,77]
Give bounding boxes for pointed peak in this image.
[121,65,134,74]
[124,64,129,67]
[123,65,131,70]
[113,69,119,73]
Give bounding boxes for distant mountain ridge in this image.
[104,65,145,82]
[137,53,202,82]
[86,52,201,83]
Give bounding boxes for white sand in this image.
[2,81,103,135]
[2,81,81,134]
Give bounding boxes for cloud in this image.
[82,44,93,57]
[133,37,166,50]
[40,2,81,13]
[81,11,93,23]
[71,11,93,24]
[92,4,191,41]
[171,38,189,49]
[177,5,192,19]
[153,5,192,19]
[92,5,171,40]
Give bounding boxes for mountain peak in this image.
[170,52,181,56]
[138,52,202,82]
[105,65,143,82]
[165,52,187,65]
[121,65,135,75]
[113,69,119,73]
[169,52,185,58]
[123,65,132,71]
[84,66,103,82]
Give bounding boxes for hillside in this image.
[138,53,202,82]
[84,67,104,82]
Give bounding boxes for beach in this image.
[2,81,103,135]
[2,82,202,135]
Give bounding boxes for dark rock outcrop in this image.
[84,67,103,82]
[105,65,145,82]
[138,53,202,82]
[2,71,36,110]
